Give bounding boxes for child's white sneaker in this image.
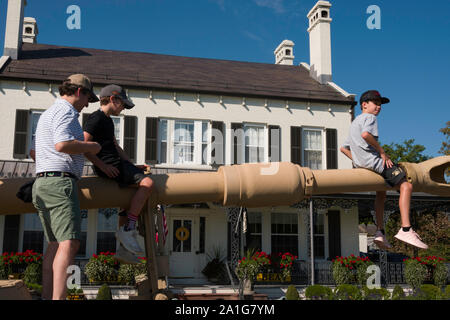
[374,230,392,250]
[394,228,428,249]
[116,226,144,255]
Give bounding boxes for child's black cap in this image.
[360,90,390,105]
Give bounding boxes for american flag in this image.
[156,205,168,245]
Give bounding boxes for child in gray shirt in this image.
[341,90,428,250]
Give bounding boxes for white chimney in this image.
[22,17,38,44]
[4,0,27,59]
[274,40,295,65]
[307,1,332,84]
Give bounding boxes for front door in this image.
[169,217,197,277]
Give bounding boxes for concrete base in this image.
[0,280,32,300]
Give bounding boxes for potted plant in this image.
[235,250,270,293]
[84,252,119,284]
[331,255,373,286]
[201,246,227,284]
[1,250,42,280]
[278,252,297,282]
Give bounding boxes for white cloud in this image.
[253,0,285,14]
[242,30,263,42]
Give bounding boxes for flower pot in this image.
[243,279,254,295]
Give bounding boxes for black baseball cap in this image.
[99,84,135,109]
[360,90,390,105]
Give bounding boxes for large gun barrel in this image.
[0,156,448,215]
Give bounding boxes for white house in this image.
[0,0,363,281]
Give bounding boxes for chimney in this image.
[22,17,38,44]
[4,0,27,59]
[274,40,295,65]
[307,1,332,84]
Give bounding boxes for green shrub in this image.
[391,285,406,300]
[118,264,136,285]
[334,284,362,300]
[96,283,112,300]
[409,284,442,300]
[433,263,448,288]
[404,259,427,290]
[362,286,390,300]
[305,285,333,300]
[23,263,42,285]
[444,285,450,300]
[331,255,372,286]
[285,285,300,300]
[84,253,118,283]
[331,263,353,286]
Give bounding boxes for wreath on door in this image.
[175,226,190,241]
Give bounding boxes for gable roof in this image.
[0,43,355,105]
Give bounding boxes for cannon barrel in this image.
[0,156,448,215]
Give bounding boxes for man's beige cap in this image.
[66,74,99,103]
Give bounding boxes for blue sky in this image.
[1,0,449,157]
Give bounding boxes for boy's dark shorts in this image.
[380,163,406,187]
[95,160,151,187]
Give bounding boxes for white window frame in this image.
[313,211,326,260]
[110,115,124,148]
[157,118,212,167]
[302,127,325,170]
[238,123,268,164]
[28,109,44,156]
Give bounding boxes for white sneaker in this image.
[116,226,145,255]
[114,244,140,265]
[373,230,392,250]
[394,228,428,249]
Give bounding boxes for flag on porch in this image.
[155,204,168,245]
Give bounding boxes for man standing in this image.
[32,74,101,300]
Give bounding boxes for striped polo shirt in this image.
[35,98,85,179]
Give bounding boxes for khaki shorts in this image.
[32,176,81,243]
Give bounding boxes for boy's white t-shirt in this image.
[342,113,384,174]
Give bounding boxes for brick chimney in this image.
[307,1,332,84]
[3,0,27,59]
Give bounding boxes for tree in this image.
[438,121,449,177]
[382,139,430,164]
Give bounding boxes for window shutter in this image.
[145,117,158,164]
[124,116,137,163]
[326,128,338,169]
[13,110,29,159]
[211,121,224,165]
[269,125,281,162]
[290,126,302,165]
[231,123,243,164]
[327,210,341,259]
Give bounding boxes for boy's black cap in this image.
[360,90,390,105]
[99,84,135,109]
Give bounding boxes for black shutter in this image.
[326,128,338,169]
[3,215,21,253]
[13,110,29,159]
[145,117,158,164]
[211,121,224,165]
[269,125,281,162]
[124,116,137,163]
[290,126,302,165]
[328,210,341,259]
[231,123,243,164]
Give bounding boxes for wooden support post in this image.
[143,199,159,299]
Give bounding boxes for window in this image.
[29,110,43,153]
[271,213,298,256]
[111,116,122,147]
[76,210,89,257]
[245,212,262,252]
[158,119,211,165]
[173,120,194,164]
[244,125,265,163]
[22,214,44,253]
[303,129,323,169]
[313,212,325,259]
[96,208,118,253]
